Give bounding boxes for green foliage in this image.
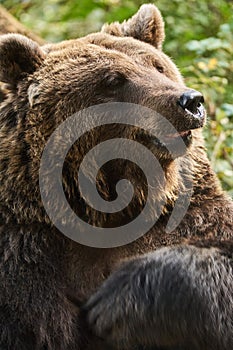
[183,22,233,196]
[2,0,233,196]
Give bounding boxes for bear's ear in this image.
[0,34,45,88]
[102,4,165,50]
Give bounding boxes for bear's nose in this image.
[178,90,204,115]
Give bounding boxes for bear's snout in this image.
[178,89,205,118]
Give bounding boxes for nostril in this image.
[178,90,204,115]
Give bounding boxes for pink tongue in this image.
[165,130,190,139]
[179,130,190,137]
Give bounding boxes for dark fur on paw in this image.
[84,246,233,350]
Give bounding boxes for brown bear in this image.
[0,3,232,350]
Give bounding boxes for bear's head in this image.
[0,4,205,234]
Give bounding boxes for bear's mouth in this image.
[136,102,206,157]
[155,129,193,147]
[136,129,194,158]
[162,130,192,142]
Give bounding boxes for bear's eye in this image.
[155,65,164,73]
[104,72,127,89]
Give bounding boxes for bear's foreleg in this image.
[85,245,233,350]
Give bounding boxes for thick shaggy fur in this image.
[0,4,232,350]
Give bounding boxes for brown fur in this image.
[0,4,232,350]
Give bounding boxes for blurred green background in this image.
[2,0,233,196]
